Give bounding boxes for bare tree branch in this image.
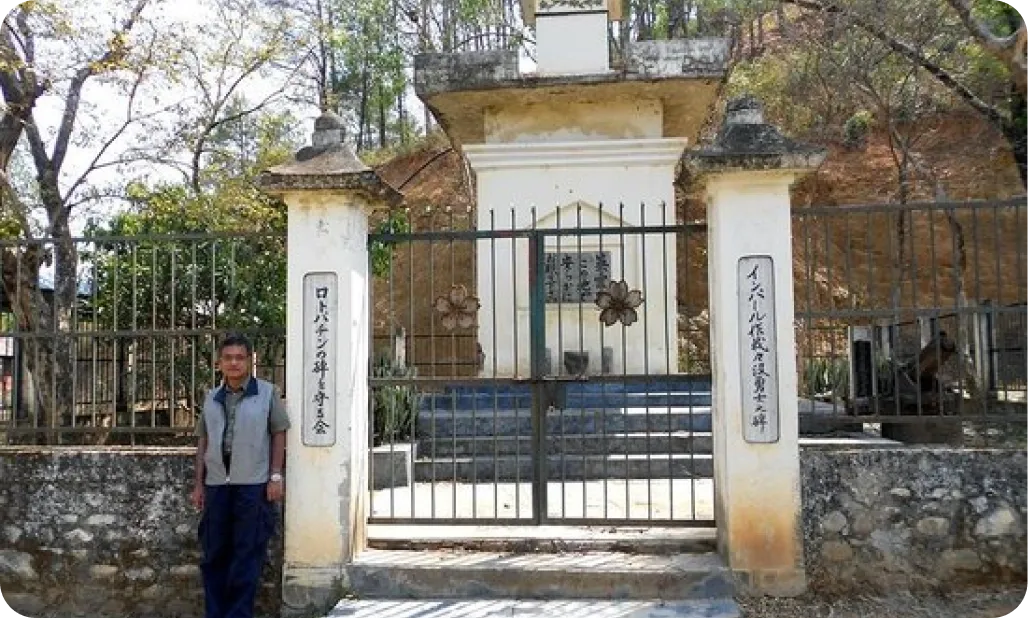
[782,0,1010,130]
[946,0,1019,53]
[51,0,151,173]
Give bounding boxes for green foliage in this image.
[370,212,410,278]
[801,357,850,400]
[371,357,421,446]
[727,49,823,135]
[843,110,875,150]
[77,107,298,409]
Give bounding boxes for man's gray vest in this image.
[202,377,275,485]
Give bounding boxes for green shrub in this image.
[371,357,421,446]
[802,356,850,400]
[843,110,874,150]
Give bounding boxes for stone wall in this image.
[802,447,1027,594]
[0,448,283,618]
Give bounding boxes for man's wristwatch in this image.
[270,472,283,483]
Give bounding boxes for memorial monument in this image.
[414,0,730,377]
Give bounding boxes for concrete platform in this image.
[416,452,714,482]
[345,549,733,600]
[368,524,716,554]
[372,478,715,521]
[326,599,740,617]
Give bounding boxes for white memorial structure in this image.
[416,0,729,377]
[259,0,825,609]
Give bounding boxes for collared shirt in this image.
[195,376,290,453]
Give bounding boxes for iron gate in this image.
[367,203,712,526]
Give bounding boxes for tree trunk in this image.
[378,83,387,149]
[398,92,408,146]
[1002,102,1027,187]
[357,66,370,151]
[776,2,790,38]
[48,207,79,442]
[1,244,57,443]
[757,11,764,52]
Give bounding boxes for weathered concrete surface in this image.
[344,549,733,600]
[696,97,821,596]
[684,96,826,177]
[412,40,728,150]
[371,478,716,521]
[259,111,401,202]
[625,39,729,77]
[802,448,1027,594]
[367,523,717,554]
[0,447,283,618]
[326,598,741,617]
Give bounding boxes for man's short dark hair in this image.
[218,333,253,356]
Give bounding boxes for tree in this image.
[949,0,1027,91]
[0,0,304,440]
[0,0,158,439]
[83,107,299,425]
[780,0,1027,186]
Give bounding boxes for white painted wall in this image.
[484,101,663,144]
[535,12,610,75]
[705,171,805,594]
[281,190,371,607]
[465,138,686,377]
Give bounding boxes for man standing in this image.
[191,334,290,618]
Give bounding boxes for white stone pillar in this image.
[259,113,401,616]
[521,0,621,75]
[687,97,825,596]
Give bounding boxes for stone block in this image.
[975,506,1023,538]
[3,592,46,615]
[171,564,200,578]
[123,567,155,582]
[625,39,729,77]
[881,421,963,445]
[89,564,119,580]
[372,443,416,490]
[802,448,1027,595]
[414,51,519,97]
[0,550,37,580]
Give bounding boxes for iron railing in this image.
[0,232,287,444]
[368,203,714,526]
[792,197,1027,446]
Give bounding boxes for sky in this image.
[0,0,543,242]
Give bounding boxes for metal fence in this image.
[0,232,287,444]
[793,197,1027,446]
[367,202,714,526]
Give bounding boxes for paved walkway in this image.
[326,599,739,617]
[372,479,715,521]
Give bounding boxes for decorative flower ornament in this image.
[595,280,644,327]
[434,285,480,331]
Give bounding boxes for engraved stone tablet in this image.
[738,256,779,443]
[543,251,611,303]
[303,272,338,446]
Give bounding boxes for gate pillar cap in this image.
[684,95,826,179]
[258,111,402,205]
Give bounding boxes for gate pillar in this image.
[259,113,401,616]
[685,97,825,596]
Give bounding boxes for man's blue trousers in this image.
[199,484,277,618]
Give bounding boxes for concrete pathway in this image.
[372,479,715,521]
[326,599,739,617]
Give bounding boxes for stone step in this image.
[418,431,714,457]
[421,392,712,410]
[344,549,734,601]
[416,407,713,436]
[367,524,718,554]
[434,378,713,396]
[325,599,740,617]
[414,453,714,482]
